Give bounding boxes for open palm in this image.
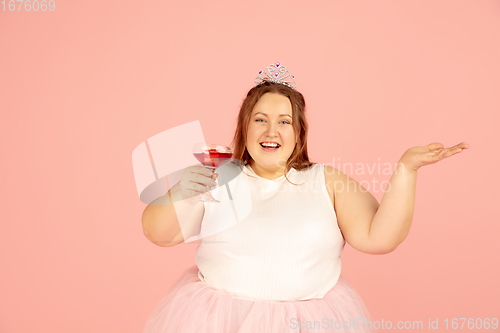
[399,142,469,172]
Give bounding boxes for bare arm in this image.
[369,142,468,252]
[142,181,205,247]
[325,166,381,254]
[368,161,416,252]
[327,162,415,254]
[328,142,468,255]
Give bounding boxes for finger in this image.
[193,173,217,188]
[193,166,214,177]
[431,147,446,155]
[436,147,464,158]
[449,147,465,154]
[434,148,448,158]
[181,185,206,199]
[447,142,468,151]
[425,142,445,151]
[191,166,215,180]
[187,181,211,195]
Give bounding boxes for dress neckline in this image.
[245,163,294,182]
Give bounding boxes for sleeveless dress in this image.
[143,162,374,333]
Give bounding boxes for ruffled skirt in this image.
[143,266,374,332]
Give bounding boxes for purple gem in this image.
[292,75,294,78]
[276,62,280,67]
[259,71,262,74]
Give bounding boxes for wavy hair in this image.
[230,80,315,185]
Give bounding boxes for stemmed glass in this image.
[192,143,233,202]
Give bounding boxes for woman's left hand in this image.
[399,142,469,172]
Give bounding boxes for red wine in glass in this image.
[193,151,233,169]
[192,143,233,202]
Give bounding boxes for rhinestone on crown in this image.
[255,62,296,89]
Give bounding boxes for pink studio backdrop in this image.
[1,1,499,332]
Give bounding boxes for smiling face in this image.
[246,93,297,177]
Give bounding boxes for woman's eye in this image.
[255,118,290,125]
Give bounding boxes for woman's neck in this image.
[249,160,286,180]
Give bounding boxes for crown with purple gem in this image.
[254,62,296,89]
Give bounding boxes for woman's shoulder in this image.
[294,163,339,204]
[320,163,343,175]
[318,164,344,203]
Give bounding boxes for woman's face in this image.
[246,93,297,171]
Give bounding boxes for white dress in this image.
[143,162,374,332]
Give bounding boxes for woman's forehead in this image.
[254,93,291,110]
[251,105,293,117]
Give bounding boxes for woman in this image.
[141,62,469,332]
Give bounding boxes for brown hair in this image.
[230,80,315,184]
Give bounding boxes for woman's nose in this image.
[265,122,279,136]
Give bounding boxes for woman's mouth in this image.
[260,142,281,152]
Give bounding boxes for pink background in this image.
[1,0,499,332]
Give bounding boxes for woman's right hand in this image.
[179,166,218,201]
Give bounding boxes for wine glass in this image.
[192,143,233,202]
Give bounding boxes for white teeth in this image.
[261,142,279,147]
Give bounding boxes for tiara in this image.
[255,62,296,89]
